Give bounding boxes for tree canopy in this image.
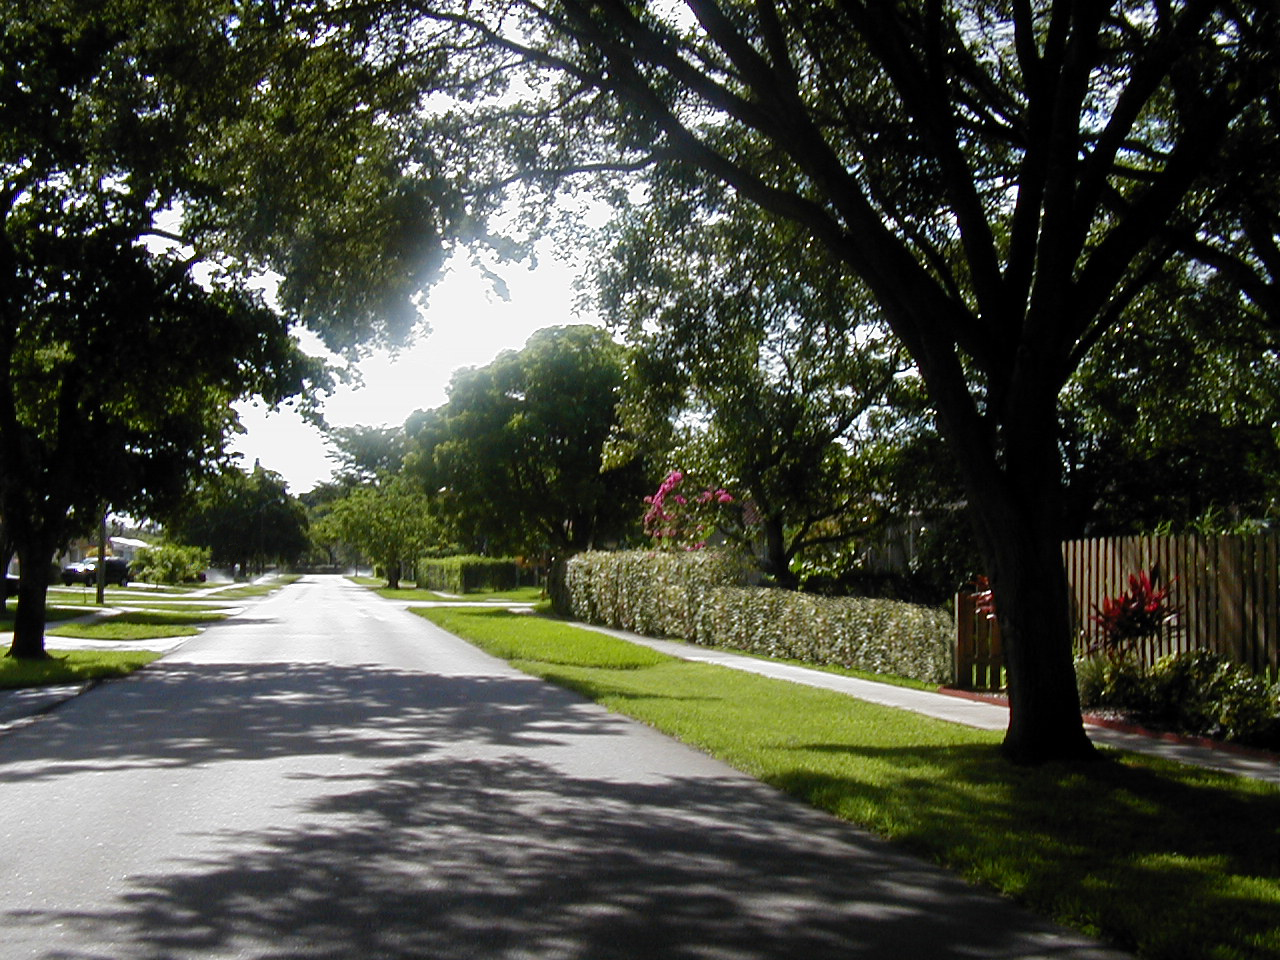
[322,475,440,589]
[406,325,648,557]
[166,463,310,576]
[591,169,909,588]
[1,0,464,656]
[373,1,1280,762]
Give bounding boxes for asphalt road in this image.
[0,576,1129,960]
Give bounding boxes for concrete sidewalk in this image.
[574,622,1280,785]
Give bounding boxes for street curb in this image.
[0,680,96,732]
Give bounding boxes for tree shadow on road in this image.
[0,657,1123,959]
[7,752,1120,960]
[0,660,626,780]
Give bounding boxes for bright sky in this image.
[229,242,599,494]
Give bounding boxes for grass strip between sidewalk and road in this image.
[47,609,225,641]
[0,649,161,689]
[415,605,1280,960]
[357,577,544,605]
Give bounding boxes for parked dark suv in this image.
[61,557,130,587]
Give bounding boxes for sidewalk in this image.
[574,622,1280,785]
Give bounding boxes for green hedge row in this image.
[561,549,954,684]
[694,586,953,684]
[416,556,523,594]
[561,549,749,639]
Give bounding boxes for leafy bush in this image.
[560,549,952,684]
[1077,649,1279,743]
[131,544,209,585]
[1075,655,1149,712]
[694,586,953,683]
[416,555,525,594]
[1146,650,1277,741]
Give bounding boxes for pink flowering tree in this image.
[643,470,735,550]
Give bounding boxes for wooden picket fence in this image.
[954,533,1280,690]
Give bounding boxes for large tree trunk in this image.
[759,516,798,590]
[960,409,1096,764]
[977,497,1095,763]
[385,561,402,590]
[0,534,12,614]
[919,345,1095,764]
[8,537,54,659]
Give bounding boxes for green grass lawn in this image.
[208,576,297,600]
[115,602,234,613]
[47,609,225,641]
[361,578,544,604]
[0,605,91,626]
[0,649,161,689]
[417,606,1280,960]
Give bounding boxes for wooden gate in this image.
[954,591,1003,690]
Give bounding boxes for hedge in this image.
[560,549,749,639]
[561,549,954,684]
[693,586,953,684]
[417,556,523,594]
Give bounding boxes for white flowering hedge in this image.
[561,549,954,684]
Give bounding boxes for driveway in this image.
[0,575,1128,959]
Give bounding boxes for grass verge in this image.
[48,609,225,641]
[360,579,543,604]
[210,576,298,600]
[1,606,87,627]
[0,649,161,689]
[416,606,1280,960]
[114,603,234,613]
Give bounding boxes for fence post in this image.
[955,592,974,690]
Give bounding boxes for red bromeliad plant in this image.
[643,470,734,550]
[971,575,998,621]
[1088,568,1179,660]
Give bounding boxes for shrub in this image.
[560,549,749,638]
[1146,650,1277,741]
[416,556,524,594]
[1076,648,1279,743]
[1087,568,1178,661]
[132,544,209,585]
[560,549,953,684]
[1075,654,1150,712]
[694,586,954,683]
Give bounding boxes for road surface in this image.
[0,576,1127,959]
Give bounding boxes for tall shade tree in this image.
[166,463,311,576]
[592,170,908,588]
[381,1,1280,763]
[406,325,648,558]
[0,0,466,657]
[325,425,409,485]
[323,475,440,589]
